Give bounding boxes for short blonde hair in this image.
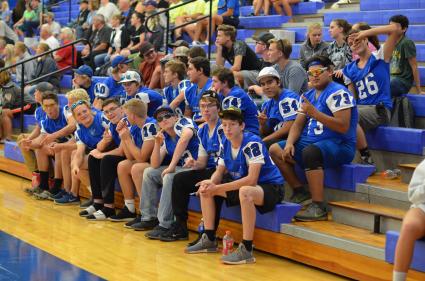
[60,27,75,41]
[268,38,292,59]
[66,88,91,104]
[15,41,26,53]
[122,99,147,119]
[307,22,322,35]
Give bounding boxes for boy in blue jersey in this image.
[109,99,158,222]
[257,67,298,147]
[185,107,284,264]
[132,107,200,239]
[184,57,213,122]
[343,23,403,166]
[211,66,260,135]
[163,60,191,116]
[72,65,96,103]
[272,55,357,221]
[161,90,223,242]
[119,70,163,117]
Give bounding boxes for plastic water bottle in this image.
[222,230,234,256]
[197,218,204,236]
[381,169,401,179]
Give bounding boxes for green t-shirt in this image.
[390,36,416,89]
[23,10,37,21]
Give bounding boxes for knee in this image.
[302,145,323,171]
[143,167,154,178]
[117,160,129,173]
[269,143,282,159]
[239,186,255,203]
[401,219,424,238]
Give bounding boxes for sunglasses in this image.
[307,67,328,77]
[71,100,87,110]
[156,113,174,122]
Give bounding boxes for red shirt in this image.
[56,40,77,69]
[139,53,164,89]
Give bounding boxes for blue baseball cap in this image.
[74,65,93,77]
[111,55,133,68]
[143,0,157,6]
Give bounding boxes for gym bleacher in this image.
[2,0,425,280]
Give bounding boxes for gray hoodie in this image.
[299,39,329,69]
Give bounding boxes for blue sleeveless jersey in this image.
[184,78,213,121]
[131,117,158,148]
[40,107,68,140]
[34,106,46,126]
[343,47,392,109]
[261,88,299,131]
[197,120,222,168]
[303,82,358,145]
[163,117,199,166]
[75,112,109,150]
[94,77,125,99]
[163,80,191,116]
[220,86,260,135]
[219,132,283,184]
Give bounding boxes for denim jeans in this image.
[390,77,411,98]
[140,166,188,228]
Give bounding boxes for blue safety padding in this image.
[239,15,289,28]
[4,141,25,163]
[366,127,425,155]
[60,75,73,89]
[361,0,425,10]
[407,94,425,117]
[237,29,255,40]
[295,164,375,192]
[12,114,36,130]
[324,9,425,26]
[188,196,301,232]
[386,231,425,272]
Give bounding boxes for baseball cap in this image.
[257,66,280,82]
[201,90,220,101]
[153,106,175,120]
[168,40,190,49]
[219,106,243,122]
[139,42,155,57]
[174,46,189,58]
[143,0,157,7]
[119,70,141,84]
[74,65,93,77]
[111,55,133,68]
[36,82,55,92]
[253,32,275,46]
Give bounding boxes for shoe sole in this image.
[133,226,156,231]
[108,217,136,222]
[124,223,138,229]
[221,257,256,265]
[185,248,218,254]
[54,201,81,206]
[294,216,328,222]
[160,236,189,242]
[86,217,108,221]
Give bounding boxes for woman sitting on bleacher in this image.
[327,19,352,84]
[393,159,425,281]
[54,27,77,70]
[299,23,329,69]
[270,0,300,22]
[0,61,36,142]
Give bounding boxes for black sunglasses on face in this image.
[156,113,174,122]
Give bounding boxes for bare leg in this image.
[118,159,136,200]
[253,0,263,15]
[305,169,324,202]
[264,0,271,15]
[60,149,73,192]
[54,151,63,180]
[272,0,283,15]
[130,162,150,197]
[239,186,264,240]
[269,144,303,188]
[356,125,368,150]
[282,0,300,19]
[193,18,207,42]
[2,111,13,140]
[200,193,217,230]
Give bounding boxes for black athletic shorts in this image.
[222,16,239,27]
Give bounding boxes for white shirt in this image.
[41,35,60,51]
[97,2,120,22]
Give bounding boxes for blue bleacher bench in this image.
[60,75,73,89]
[361,0,425,11]
[239,15,289,29]
[407,94,425,117]
[4,141,25,163]
[239,1,324,16]
[386,231,425,273]
[12,114,36,131]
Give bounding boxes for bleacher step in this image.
[386,231,425,273]
[329,201,406,233]
[399,163,418,184]
[281,220,385,260]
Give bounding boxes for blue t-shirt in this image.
[163,79,191,116]
[343,47,392,109]
[184,78,213,121]
[34,106,46,126]
[302,82,358,145]
[40,107,68,142]
[163,117,199,166]
[124,86,163,117]
[94,77,125,99]
[84,82,97,103]
[131,117,159,148]
[197,120,222,168]
[218,0,240,17]
[218,132,283,184]
[75,112,109,150]
[261,88,299,131]
[220,86,259,135]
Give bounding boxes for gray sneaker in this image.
[294,202,328,222]
[221,243,256,265]
[185,233,218,254]
[289,191,312,206]
[33,190,52,200]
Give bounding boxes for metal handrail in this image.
[0,38,91,132]
[144,0,214,59]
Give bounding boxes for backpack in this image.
[390,96,415,128]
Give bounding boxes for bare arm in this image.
[216,163,262,192]
[286,113,307,146]
[408,57,423,93]
[230,55,243,72]
[263,120,294,143]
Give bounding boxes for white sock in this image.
[125,199,135,213]
[393,271,407,281]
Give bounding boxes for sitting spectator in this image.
[250,38,308,95]
[97,0,120,22]
[236,31,274,90]
[393,159,425,281]
[30,43,60,90]
[343,23,402,166]
[215,25,261,88]
[188,45,207,60]
[78,0,98,40]
[163,60,188,116]
[11,0,26,25]
[270,55,357,221]
[39,24,60,51]
[0,1,11,27]
[0,65,36,142]
[118,0,134,27]
[72,65,96,102]
[168,0,185,40]
[253,0,271,16]
[257,66,298,146]
[138,42,164,90]
[192,0,238,45]
[174,0,205,41]
[44,12,61,37]
[143,0,164,50]
[54,27,77,70]
[351,22,380,60]
[389,14,424,96]
[300,23,329,69]
[0,20,18,43]
[13,1,39,37]
[327,19,352,84]
[102,14,126,65]
[2,44,16,67]
[71,0,89,39]
[14,41,36,84]
[120,12,145,57]
[270,0,300,22]
[185,107,284,265]
[81,14,112,69]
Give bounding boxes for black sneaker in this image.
[108,206,136,222]
[80,199,93,209]
[125,215,141,229]
[132,218,159,231]
[145,225,169,240]
[160,222,189,242]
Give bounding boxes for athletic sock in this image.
[39,171,49,191]
[93,202,104,210]
[50,179,63,194]
[205,229,216,241]
[101,207,115,217]
[124,199,135,213]
[393,271,407,281]
[242,240,253,252]
[359,147,371,158]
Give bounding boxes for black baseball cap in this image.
[168,40,190,49]
[219,106,243,122]
[253,32,275,46]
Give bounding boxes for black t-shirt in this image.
[222,40,261,71]
[129,25,145,45]
[90,25,112,49]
